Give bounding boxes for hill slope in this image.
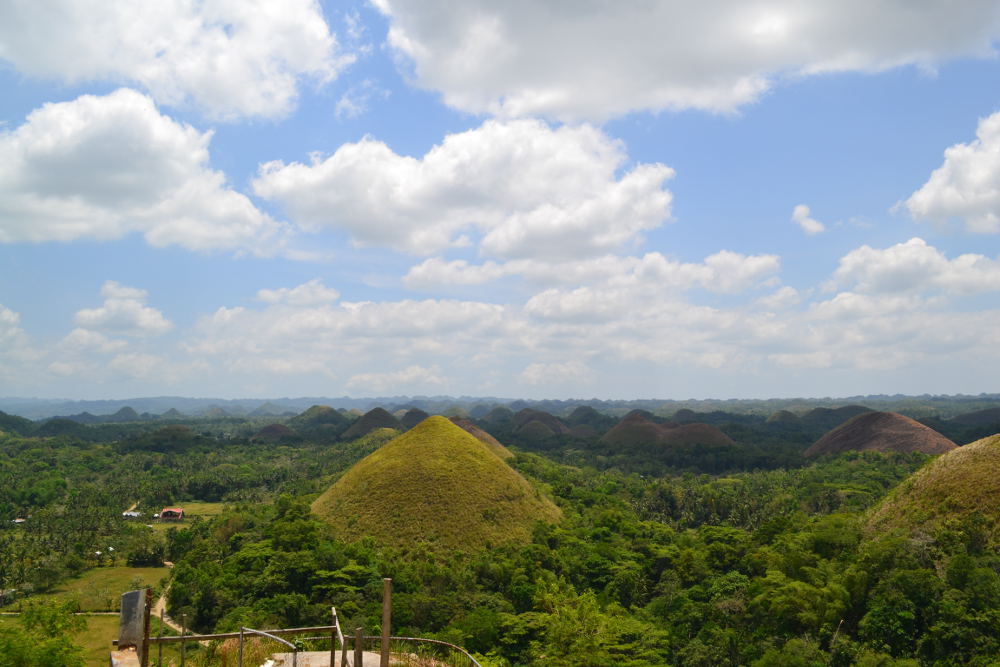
[805,411,956,457]
[450,417,513,459]
[341,407,401,439]
[311,416,560,550]
[867,433,1000,543]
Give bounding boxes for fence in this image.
[114,584,481,667]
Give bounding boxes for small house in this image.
[159,507,184,521]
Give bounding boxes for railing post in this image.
[333,606,348,667]
[381,578,392,667]
[157,609,163,667]
[180,613,187,667]
[238,627,244,667]
[355,627,364,667]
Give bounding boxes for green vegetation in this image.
[3,400,1000,665]
[0,600,86,666]
[311,416,561,550]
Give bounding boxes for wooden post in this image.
[180,613,187,667]
[330,608,336,667]
[354,627,364,667]
[238,627,244,667]
[157,609,164,667]
[116,588,152,667]
[380,578,392,667]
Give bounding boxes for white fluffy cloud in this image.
[833,237,1000,294]
[792,204,826,235]
[406,250,780,293]
[373,0,1000,120]
[0,0,350,120]
[0,89,283,252]
[253,119,673,258]
[74,281,173,338]
[906,111,1000,232]
[257,279,341,306]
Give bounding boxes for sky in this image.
[3,1,1000,401]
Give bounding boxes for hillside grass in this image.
[866,433,1000,542]
[312,416,561,551]
[2,566,170,612]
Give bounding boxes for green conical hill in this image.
[311,416,560,550]
[867,434,1000,544]
[400,408,431,429]
[341,407,400,439]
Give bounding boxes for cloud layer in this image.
[253,119,673,258]
[906,111,1000,233]
[0,89,283,252]
[374,0,1000,119]
[0,0,349,120]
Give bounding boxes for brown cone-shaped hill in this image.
[449,417,513,459]
[513,409,570,435]
[400,408,431,430]
[766,410,800,424]
[804,411,956,458]
[866,434,1000,544]
[341,407,401,439]
[601,411,735,447]
[311,416,560,550]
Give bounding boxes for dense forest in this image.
[1,398,999,666]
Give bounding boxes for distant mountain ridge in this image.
[4,393,1000,421]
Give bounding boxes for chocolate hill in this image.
[311,416,560,550]
[804,411,956,457]
[341,407,401,440]
[867,433,1000,544]
[290,405,350,428]
[450,417,513,459]
[483,407,514,423]
[766,410,800,424]
[400,408,431,430]
[513,409,571,438]
[252,423,297,442]
[601,411,735,447]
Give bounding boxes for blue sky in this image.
[3,0,1000,400]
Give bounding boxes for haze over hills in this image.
[6,393,1000,421]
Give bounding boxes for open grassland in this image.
[2,566,170,612]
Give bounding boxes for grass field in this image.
[2,566,170,612]
[1,608,197,666]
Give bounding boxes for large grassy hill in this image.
[866,433,1000,543]
[311,416,560,550]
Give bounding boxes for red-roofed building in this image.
[159,507,184,520]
